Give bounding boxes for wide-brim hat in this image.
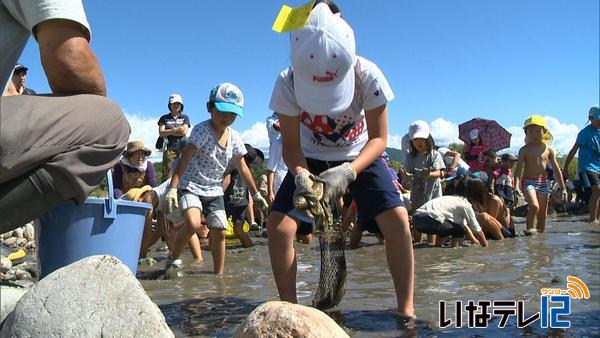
[168,94,184,112]
[291,3,356,115]
[123,140,151,157]
[244,144,265,169]
[122,185,152,202]
[523,115,553,144]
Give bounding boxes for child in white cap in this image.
[267,1,414,319]
[164,83,268,274]
[402,120,446,245]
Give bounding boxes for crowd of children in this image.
[109,1,598,322]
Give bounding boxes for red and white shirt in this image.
[269,56,394,161]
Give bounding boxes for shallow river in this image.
[141,216,600,337]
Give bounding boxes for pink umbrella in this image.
[458,118,512,151]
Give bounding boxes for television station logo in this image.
[439,276,591,329]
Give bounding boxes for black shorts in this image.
[225,204,247,224]
[272,157,404,235]
[584,171,600,188]
[412,213,466,238]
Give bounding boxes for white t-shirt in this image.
[1,0,90,92]
[152,179,172,212]
[267,137,288,194]
[178,120,247,196]
[437,147,470,173]
[269,56,394,161]
[415,195,482,233]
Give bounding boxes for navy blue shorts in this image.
[272,157,404,234]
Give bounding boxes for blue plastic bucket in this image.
[38,172,152,279]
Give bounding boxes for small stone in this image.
[3,270,17,281]
[0,256,12,273]
[14,270,31,280]
[138,257,157,268]
[22,224,34,241]
[1,231,13,239]
[3,238,17,248]
[13,228,24,239]
[16,238,27,246]
[24,241,35,250]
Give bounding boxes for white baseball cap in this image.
[168,94,184,111]
[469,129,479,140]
[209,82,245,117]
[409,120,431,140]
[291,3,356,114]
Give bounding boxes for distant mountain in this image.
[385,147,404,162]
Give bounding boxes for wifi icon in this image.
[565,276,590,300]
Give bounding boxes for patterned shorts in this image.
[522,177,551,195]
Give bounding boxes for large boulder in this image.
[0,255,173,337]
[0,286,27,325]
[234,301,348,338]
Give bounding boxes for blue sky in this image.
[16,0,599,157]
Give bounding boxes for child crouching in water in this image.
[165,83,267,274]
[514,115,566,235]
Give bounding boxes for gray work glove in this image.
[318,162,357,201]
[165,188,178,215]
[252,191,268,211]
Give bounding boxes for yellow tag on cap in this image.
[272,1,315,33]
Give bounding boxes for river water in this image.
[141,216,600,337]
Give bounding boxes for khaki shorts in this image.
[179,190,227,230]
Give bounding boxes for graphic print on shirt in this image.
[301,111,364,147]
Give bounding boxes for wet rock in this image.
[0,286,27,325]
[0,256,12,273]
[15,238,27,246]
[139,257,158,267]
[22,224,34,241]
[13,228,23,239]
[14,270,31,280]
[1,231,14,240]
[234,301,348,338]
[0,255,174,338]
[23,241,35,251]
[3,237,17,248]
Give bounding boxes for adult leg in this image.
[162,150,176,182]
[589,184,600,222]
[375,207,415,317]
[523,189,539,234]
[536,192,549,232]
[0,95,129,231]
[267,211,299,303]
[349,224,362,249]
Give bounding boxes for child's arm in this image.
[266,170,275,204]
[279,114,309,176]
[350,104,389,174]
[445,149,461,171]
[513,147,526,192]
[548,147,566,190]
[473,230,488,247]
[428,169,443,179]
[562,143,579,179]
[223,172,231,191]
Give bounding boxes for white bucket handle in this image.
[104,171,117,219]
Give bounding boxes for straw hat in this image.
[123,141,151,157]
[122,185,152,202]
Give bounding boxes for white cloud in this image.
[239,122,270,154]
[124,112,162,162]
[430,118,461,147]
